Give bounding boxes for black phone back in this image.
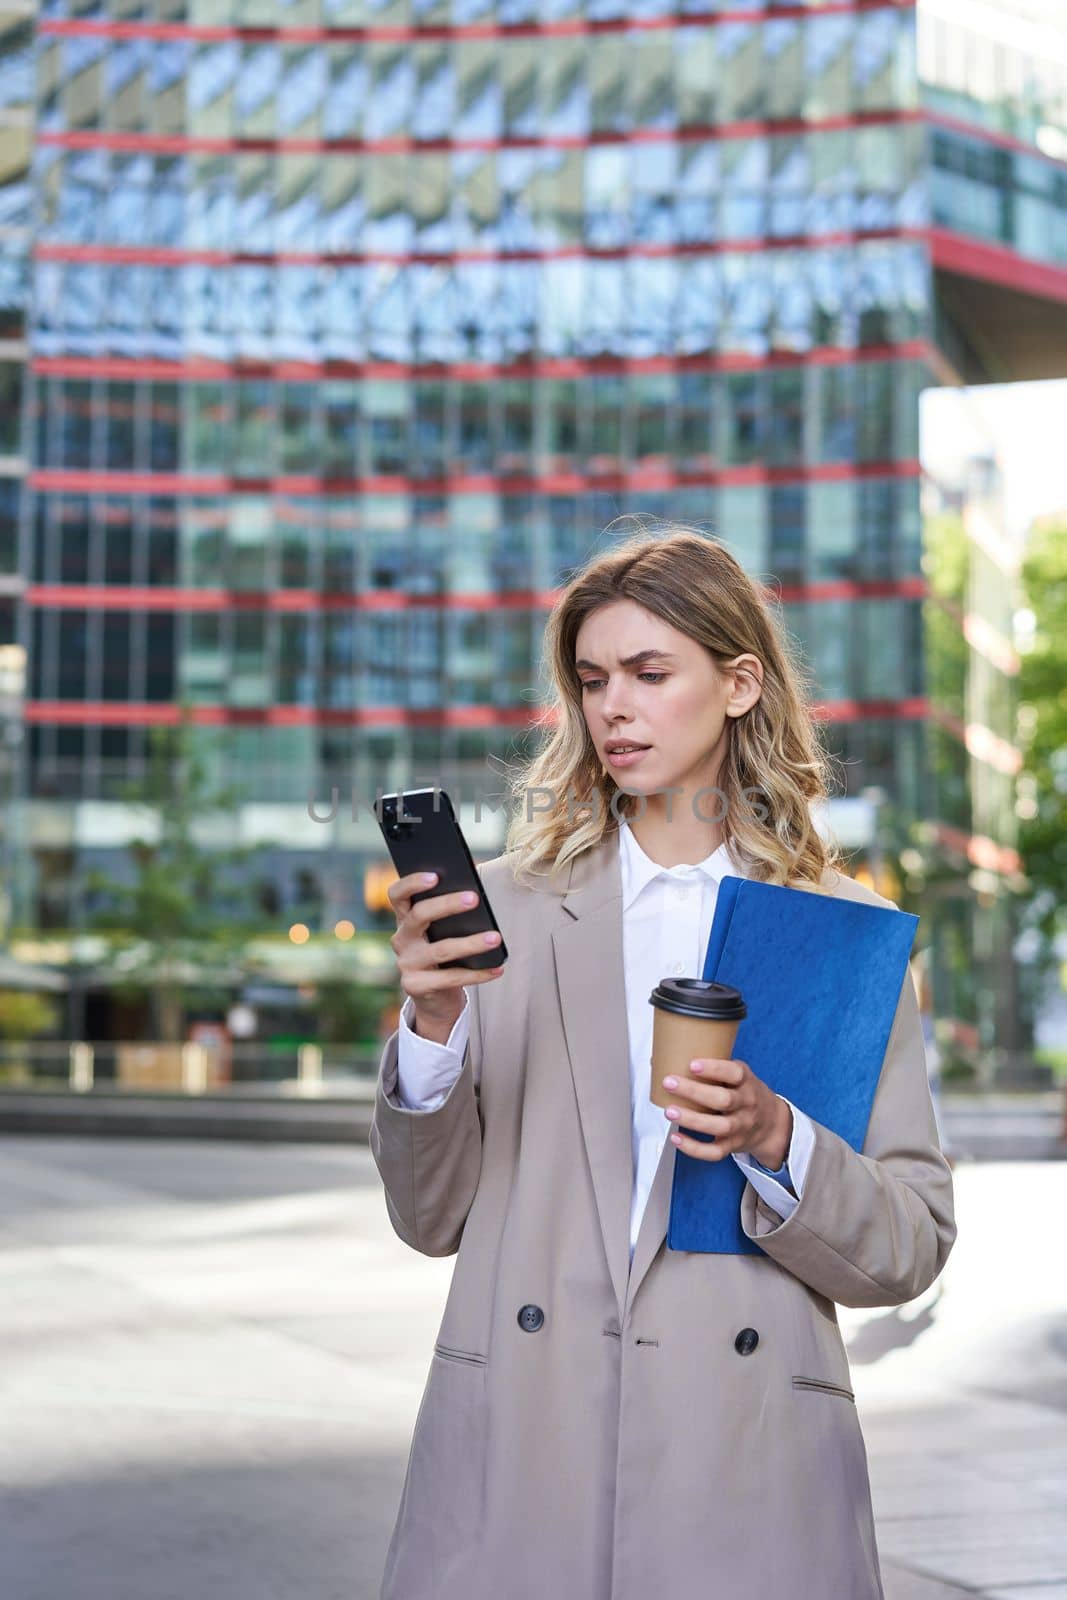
[376,788,508,970]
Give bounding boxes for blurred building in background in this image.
[0,0,1064,1072]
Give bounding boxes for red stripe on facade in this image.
[25,695,930,729]
[23,578,928,612]
[36,2,916,46]
[30,342,938,384]
[930,228,1067,305]
[35,227,921,268]
[37,108,925,159]
[28,461,922,498]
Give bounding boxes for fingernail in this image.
[463,892,477,904]
[690,1061,704,1073]
[422,872,437,883]
[670,1133,682,1145]
[663,1076,678,1090]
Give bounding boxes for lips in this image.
[605,743,651,754]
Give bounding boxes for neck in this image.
[623,778,727,869]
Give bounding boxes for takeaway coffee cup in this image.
[648,978,747,1112]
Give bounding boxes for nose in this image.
[600,677,633,722]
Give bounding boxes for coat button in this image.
[518,1304,545,1333]
[734,1327,759,1356]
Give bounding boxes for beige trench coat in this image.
[370,833,956,1600]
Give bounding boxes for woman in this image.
[370,527,955,1600]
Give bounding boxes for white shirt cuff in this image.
[732,1100,815,1221]
[394,992,471,1110]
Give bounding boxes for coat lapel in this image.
[551,832,633,1326]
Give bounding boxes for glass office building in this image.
[1,0,1064,1068]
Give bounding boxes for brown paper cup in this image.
[650,1010,742,1111]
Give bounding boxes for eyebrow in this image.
[574,651,678,671]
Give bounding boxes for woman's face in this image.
[573,599,763,797]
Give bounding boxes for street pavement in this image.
[1,1137,1064,1600]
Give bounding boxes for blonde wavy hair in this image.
[501,523,844,891]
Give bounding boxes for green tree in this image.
[82,709,278,1042]
[1017,518,1067,959]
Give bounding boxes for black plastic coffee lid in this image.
[648,977,746,1021]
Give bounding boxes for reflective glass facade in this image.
[5,0,1063,1067]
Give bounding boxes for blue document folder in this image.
[667,877,919,1255]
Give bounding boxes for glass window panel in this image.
[229,610,268,708]
[186,155,233,250]
[804,600,853,703]
[278,45,325,138]
[182,498,227,586]
[277,615,315,705]
[235,379,275,476]
[541,256,584,358]
[544,36,588,139]
[625,256,675,358]
[676,258,722,356]
[676,28,716,128]
[716,484,766,576]
[101,612,132,700]
[235,43,279,139]
[188,41,237,138]
[54,378,95,467]
[585,146,628,250]
[815,362,857,462]
[719,252,771,356]
[322,380,360,479]
[809,131,856,235]
[57,495,91,582]
[323,500,358,594]
[101,498,135,585]
[584,374,623,472]
[444,610,489,706]
[498,380,534,477]
[629,34,674,129]
[768,484,807,585]
[148,38,188,136]
[228,497,272,591]
[630,373,674,465]
[412,41,453,139]
[717,23,764,122]
[722,371,767,467]
[232,263,274,362]
[276,155,320,251]
[720,137,767,241]
[323,44,365,140]
[101,380,139,469]
[146,497,178,585]
[454,39,500,141]
[856,361,894,462]
[271,264,317,363]
[279,383,319,474]
[630,142,677,243]
[769,135,810,239]
[363,493,410,590]
[809,481,856,581]
[411,153,451,251]
[275,499,316,587]
[453,381,493,474]
[63,35,106,129]
[447,493,496,592]
[148,155,186,250]
[501,39,538,138]
[804,14,853,121]
[104,36,147,131]
[541,379,579,472]
[853,9,898,115]
[321,264,365,361]
[768,249,814,354]
[364,42,413,140]
[676,142,718,245]
[56,609,89,698]
[857,479,896,581]
[410,494,449,596]
[767,367,805,466]
[364,380,410,475]
[183,261,232,360]
[365,154,412,253]
[676,371,715,474]
[187,382,232,473]
[764,19,803,120]
[453,149,499,248]
[234,152,274,253]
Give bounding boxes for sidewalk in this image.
[0,1139,1063,1599]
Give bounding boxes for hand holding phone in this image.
[376,789,508,1046]
[387,872,506,1044]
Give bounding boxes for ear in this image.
[724,654,764,717]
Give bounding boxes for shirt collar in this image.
[617,815,747,912]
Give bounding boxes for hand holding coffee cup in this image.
[649,978,792,1169]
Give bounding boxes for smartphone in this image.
[374,788,509,971]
